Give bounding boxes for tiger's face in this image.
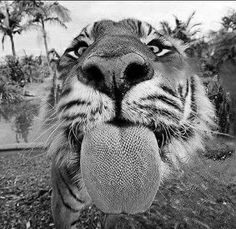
[52,18,215,215]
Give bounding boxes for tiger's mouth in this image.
[108,117,169,152]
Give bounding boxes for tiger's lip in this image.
[107,118,135,128]
[106,118,166,148]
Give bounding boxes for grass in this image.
[0,138,236,229]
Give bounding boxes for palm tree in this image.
[0,1,29,57]
[26,1,71,64]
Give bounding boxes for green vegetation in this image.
[0,55,50,104]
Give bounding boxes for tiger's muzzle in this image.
[79,44,160,217]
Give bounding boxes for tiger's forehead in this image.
[76,19,159,42]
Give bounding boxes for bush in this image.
[0,56,25,83]
[20,55,50,83]
[204,75,231,133]
[0,55,50,84]
[0,55,51,104]
[0,78,23,104]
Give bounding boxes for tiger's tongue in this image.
[81,123,161,214]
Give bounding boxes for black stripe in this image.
[190,77,197,112]
[59,99,91,112]
[63,113,87,121]
[61,87,72,98]
[137,21,142,36]
[188,112,196,120]
[137,103,180,121]
[180,79,189,106]
[178,85,183,97]
[141,94,182,112]
[178,85,185,106]
[155,108,180,121]
[188,77,197,120]
[126,19,136,31]
[84,28,90,38]
[147,25,152,35]
[71,219,80,226]
[56,182,80,213]
[59,170,85,204]
[160,85,178,98]
[64,53,77,61]
[90,107,100,116]
[184,79,189,98]
[63,126,83,154]
[76,41,89,48]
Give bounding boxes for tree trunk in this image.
[41,19,50,64]
[9,33,16,58]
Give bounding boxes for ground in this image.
[0,137,236,229]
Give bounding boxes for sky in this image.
[1,1,236,58]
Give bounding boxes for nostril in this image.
[82,64,104,86]
[124,62,152,85]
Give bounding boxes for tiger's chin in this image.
[80,121,162,215]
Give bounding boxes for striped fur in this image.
[48,18,215,228]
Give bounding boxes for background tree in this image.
[0,1,30,57]
[26,1,71,64]
[222,9,236,31]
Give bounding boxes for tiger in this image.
[48,18,215,229]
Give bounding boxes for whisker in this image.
[45,120,66,147]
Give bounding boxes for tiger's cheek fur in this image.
[122,73,215,172]
[57,77,115,133]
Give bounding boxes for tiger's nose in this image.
[81,53,153,94]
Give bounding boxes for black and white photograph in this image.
[0,1,236,228]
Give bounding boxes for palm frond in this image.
[186,11,196,27]
[189,29,201,36]
[44,17,67,28]
[47,2,71,23]
[20,21,41,32]
[190,23,202,30]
